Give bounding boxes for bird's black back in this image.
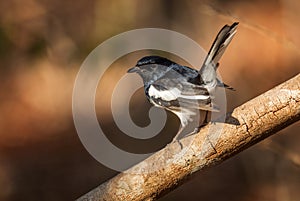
[136,56,203,86]
[136,56,175,67]
[171,65,204,85]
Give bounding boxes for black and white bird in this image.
[127,22,238,142]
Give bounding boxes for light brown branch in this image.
[78,74,300,201]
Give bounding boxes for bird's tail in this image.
[199,22,238,89]
[202,22,238,68]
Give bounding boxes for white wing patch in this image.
[148,85,179,101]
[148,85,210,101]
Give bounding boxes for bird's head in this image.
[127,56,177,84]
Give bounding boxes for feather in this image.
[202,22,238,67]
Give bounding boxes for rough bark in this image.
[78,73,300,201]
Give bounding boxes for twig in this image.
[78,73,300,201]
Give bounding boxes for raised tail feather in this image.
[200,22,238,90]
[203,22,238,67]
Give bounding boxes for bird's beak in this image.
[127,66,139,73]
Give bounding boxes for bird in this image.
[127,22,238,143]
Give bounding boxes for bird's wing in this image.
[148,78,218,112]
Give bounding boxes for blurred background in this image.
[0,0,299,200]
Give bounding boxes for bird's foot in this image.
[184,122,210,138]
[171,138,183,149]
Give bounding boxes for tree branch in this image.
[78,73,300,201]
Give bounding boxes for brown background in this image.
[0,0,299,200]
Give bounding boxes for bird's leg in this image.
[191,111,210,135]
[202,111,209,125]
[170,112,210,145]
[171,126,185,144]
[185,127,201,137]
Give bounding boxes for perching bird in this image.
[127,22,238,142]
